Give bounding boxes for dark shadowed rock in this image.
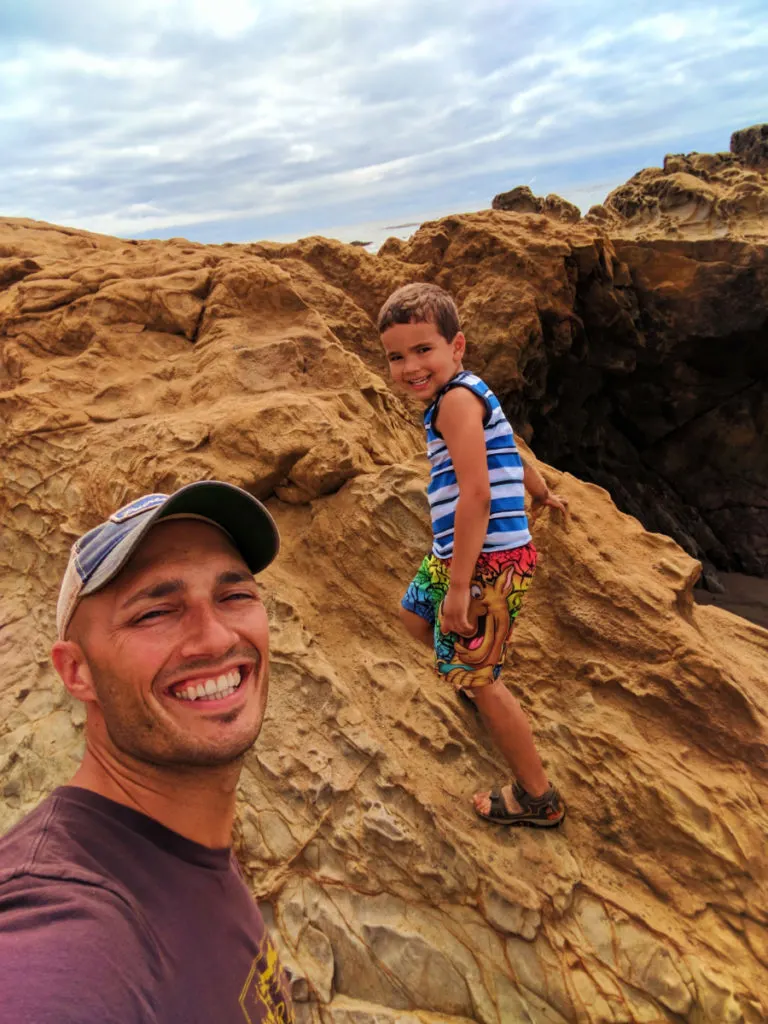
[492,184,540,213]
[492,186,580,222]
[731,123,768,168]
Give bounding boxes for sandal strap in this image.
[512,780,559,813]
[487,789,509,818]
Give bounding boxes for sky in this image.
[1,0,766,243]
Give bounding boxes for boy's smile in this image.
[381,320,466,404]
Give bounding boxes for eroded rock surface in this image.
[492,186,581,224]
[593,123,768,242]
[1,210,768,1023]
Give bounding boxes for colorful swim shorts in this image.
[401,543,538,692]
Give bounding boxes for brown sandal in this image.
[475,780,565,828]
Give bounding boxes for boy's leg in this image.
[440,544,562,824]
[470,680,549,815]
[400,553,448,650]
[399,606,433,648]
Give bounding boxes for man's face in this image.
[381,320,465,404]
[63,520,270,769]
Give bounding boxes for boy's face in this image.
[381,320,466,404]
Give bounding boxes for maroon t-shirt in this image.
[0,786,294,1023]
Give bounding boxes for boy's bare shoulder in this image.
[437,384,486,418]
[435,386,487,448]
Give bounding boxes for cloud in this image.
[0,0,766,240]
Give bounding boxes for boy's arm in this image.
[434,388,490,637]
[522,456,569,520]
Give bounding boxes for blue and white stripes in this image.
[425,371,531,558]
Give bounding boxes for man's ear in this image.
[51,641,97,703]
[452,331,467,360]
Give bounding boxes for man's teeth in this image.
[173,669,242,702]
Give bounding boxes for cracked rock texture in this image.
[1,175,768,1022]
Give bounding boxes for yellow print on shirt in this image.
[239,933,294,1024]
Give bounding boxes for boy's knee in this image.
[468,679,505,707]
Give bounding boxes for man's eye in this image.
[223,591,255,602]
[135,609,170,624]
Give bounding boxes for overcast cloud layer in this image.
[1,0,766,242]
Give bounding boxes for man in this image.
[0,481,295,1023]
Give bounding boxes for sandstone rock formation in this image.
[492,186,581,224]
[592,123,768,241]
[535,234,768,581]
[1,205,767,1023]
[695,571,768,630]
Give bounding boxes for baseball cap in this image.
[56,481,280,640]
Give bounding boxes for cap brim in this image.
[81,481,279,598]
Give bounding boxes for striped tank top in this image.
[425,370,531,559]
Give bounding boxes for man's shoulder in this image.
[0,865,152,941]
[0,791,75,881]
[0,793,159,1023]
[0,789,132,897]
[0,788,153,947]
[0,873,158,1023]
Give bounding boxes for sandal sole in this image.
[474,808,566,829]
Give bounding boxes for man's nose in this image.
[178,601,239,658]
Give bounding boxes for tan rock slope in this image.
[2,179,768,1019]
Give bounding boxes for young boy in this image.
[378,282,568,828]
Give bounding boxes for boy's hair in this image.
[377,283,461,342]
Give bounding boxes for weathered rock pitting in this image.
[731,123,768,169]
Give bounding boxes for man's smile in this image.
[162,661,256,709]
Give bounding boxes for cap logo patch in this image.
[109,493,168,524]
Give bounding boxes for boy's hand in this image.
[531,491,569,523]
[439,585,475,637]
